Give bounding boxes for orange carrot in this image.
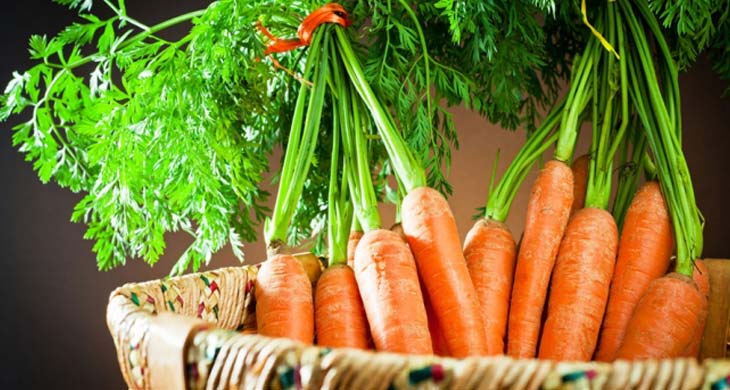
[595,181,673,361]
[683,260,710,358]
[255,254,314,343]
[538,207,618,361]
[314,264,370,349]
[507,160,574,358]
[463,218,516,355]
[570,154,590,215]
[615,273,706,360]
[353,229,432,354]
[346,230,363,268]
[422,283,450,356]
[402,187,488,357]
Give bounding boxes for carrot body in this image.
[595,181,673,361]
[538,207,618,361]
[570,154,590,215]
[463,218,516,355]
[255,254,314,343]
[508,160,574,358]
[346,230,363,268]
[314,264,370,349]
[615,273,706,360]
[422,283,450,356]
[353,229,432,354]
[402,187,488,357]
[683,260,710,358]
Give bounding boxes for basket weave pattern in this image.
[107,264,730,390]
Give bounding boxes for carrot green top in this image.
[333,26,427,194]
[264,27,330,251]
[330,40,381,233]
[584,2,629,211]
[326,89,353,266]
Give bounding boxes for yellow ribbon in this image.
[582,0,620,60]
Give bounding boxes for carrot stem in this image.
[331,47,381,232]
[333,26,426,192]
[265,27,330,248]
[554,42,596,163]
[326,90,351,265]
[612,126,647,231]
[585,4,625,210]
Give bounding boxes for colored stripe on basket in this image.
[408,364,445,385]
[711,375,730,390]
[130,292,139,306]
[561,369,596,383]
[278,365,302,390]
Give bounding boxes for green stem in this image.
[397,0,433,139]
[555,41,597,162]
[333,26,426,192]
[484,98,565,222]
[331,41,382,232]
[103,0,150,31]
[67,9,206,70]
[585,3,624,210]
[265,28,330,247]
[351,90,382,231]
[327,92,349,265]
[612,125,646,231]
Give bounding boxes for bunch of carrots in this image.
[252,2,709,362]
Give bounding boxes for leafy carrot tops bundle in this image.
[0,0,583,274]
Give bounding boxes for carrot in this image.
[570,154,590,215]
[315,69,371,350]
[397,220,439,353]
[595,181,673,361]
[421,283,450,356]
[353,229,432,354]
[337,32,479,356]
[401,187,488,357]
[463,218,516,355]
[255,254,314,343]
[314,264,370,349]
[615,273,706,360]
[682,260,710,358]
[507,160,574,358]
[538,207,618,361]
[346,230,363,268]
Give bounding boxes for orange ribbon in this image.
[257,3,351,55]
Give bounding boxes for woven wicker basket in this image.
[107,256,730,390]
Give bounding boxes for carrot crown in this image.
[483,99,564,222]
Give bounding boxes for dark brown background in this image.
[2,1,729,388]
